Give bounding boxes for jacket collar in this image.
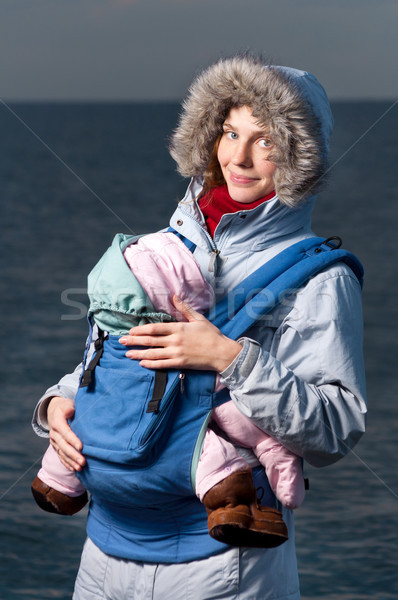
[169,178,314,253]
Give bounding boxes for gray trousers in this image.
[73,537,300,600]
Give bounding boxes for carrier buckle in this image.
[323,236,342,249]
[314,236,343,254]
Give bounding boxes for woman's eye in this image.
[259,138,273,148]
[226,131,238,140]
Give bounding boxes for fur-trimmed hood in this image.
[169,55,333,206]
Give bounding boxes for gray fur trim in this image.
[169,55,329,206]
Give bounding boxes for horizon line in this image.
[2,96,396,104]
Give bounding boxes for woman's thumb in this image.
[172,295,205,322]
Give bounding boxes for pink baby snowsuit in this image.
[38,232,305,509]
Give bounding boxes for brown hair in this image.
[201,135,225,196]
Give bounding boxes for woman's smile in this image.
[228,171,260,185]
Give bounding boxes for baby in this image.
[32,232,305,547]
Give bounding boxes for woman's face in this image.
[217,105,276,203]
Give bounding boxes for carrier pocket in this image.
[140,373,182,446]
[70,336,181,468]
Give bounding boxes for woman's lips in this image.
[229,171,258,184]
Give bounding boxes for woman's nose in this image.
[231,142,252,167]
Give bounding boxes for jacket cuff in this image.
[219,337,261,388]
[31,385,77,438]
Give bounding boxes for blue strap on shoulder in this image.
[212,236,363,340]
[168,230,363,341]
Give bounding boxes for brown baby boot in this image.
[31,476,88,516]
[202,470,288,548]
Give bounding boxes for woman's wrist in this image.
[215,337,243,373]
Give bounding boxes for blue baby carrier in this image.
[70,234,363,563]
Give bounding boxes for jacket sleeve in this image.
[220,265,367,467]
[31,326,98,438]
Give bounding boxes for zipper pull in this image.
[208,249,220,273]
[179,372,185,393]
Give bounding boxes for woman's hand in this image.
[48,396,86,472]
[119,295,242,372]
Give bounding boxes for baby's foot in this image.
[31,476,88,516]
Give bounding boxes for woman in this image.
[33,55,367,599]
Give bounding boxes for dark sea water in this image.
[0,100,397,599]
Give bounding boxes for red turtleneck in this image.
[198,185,275,238]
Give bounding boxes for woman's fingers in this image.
[50,430,84,471]
[119,326,184,351]
[126,346,188,370]
[119,297,205,348]
[125,346,175,360]
[120,334,170,347]
[119,296,206,347]
[133,322,179,335]
[119,297,242,372]
[47,396,86,471]
[121,318,242,372]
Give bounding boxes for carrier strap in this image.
[166,231,363,341]
[210,236,364,340]
[80,329,107,387]
[146,370,168,413]
[167,227,197,253]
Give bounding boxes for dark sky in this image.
[1,0,397,101]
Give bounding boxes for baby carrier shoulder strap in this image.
[169,229,363,340]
